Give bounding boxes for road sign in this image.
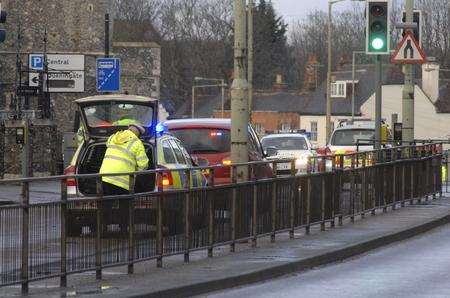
[391,31,426,64]
[28,54,85,92]
[17,86,40,97]
[29,54,44,71]
[402,10,422,47]
[96,58,120,92]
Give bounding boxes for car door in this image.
[174,139,207,188]
[159,137,183,190]
[169,139,196,188]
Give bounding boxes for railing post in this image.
[208,168,215,257]
[128,174,135,274]
[184,169,191,263]
[331,157,336,228]
[271,161,277,242]
[321,172,326,231]
[60,178,68,288]
[350,155,355,223]
[95,178,103,280]
[338,154,344,225]
[230,166,237,252]
[410,148,415,205]
[382,150,387,213]
[401,149,406,207]
[392,148,397,210]
[290,159,296,238]
[21,180,29,294]
[361,154,366,219]
[156,187,163,268]
[251,165,258,248]
[306,176,311,234]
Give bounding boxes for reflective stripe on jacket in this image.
[99,130,149,190]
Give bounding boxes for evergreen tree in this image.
[253,0,288,89]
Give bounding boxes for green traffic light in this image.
[371,38,384,50]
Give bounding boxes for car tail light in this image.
[316,147,331,156]
[222,158,232,166]
[157,168,173,190]
[64,165,77,196]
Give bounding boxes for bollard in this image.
[60,179,68,288]
[95,178,103,280]
[128,174,135,274]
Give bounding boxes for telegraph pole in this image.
[402,0,414,143]
[231,0,249,181]
[247,0,254,120]
[326,2,332,143]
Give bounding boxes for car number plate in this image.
[277,163,290,170]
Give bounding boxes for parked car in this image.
[165,118,274,184]
[64,95,206,237]
[261,133,314,174]
[317,119,392,169]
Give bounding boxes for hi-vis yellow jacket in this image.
[99,130,149,190]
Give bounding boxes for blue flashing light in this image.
[156,122,168,136]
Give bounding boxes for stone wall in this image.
[0,0,161,175]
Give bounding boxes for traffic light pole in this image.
[375,55,382,150]
[402,0,415,143]
[231,0,249,182]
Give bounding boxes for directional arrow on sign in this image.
[391,31,426,64]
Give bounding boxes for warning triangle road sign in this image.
[391,31,426,64]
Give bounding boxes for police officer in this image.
[100,124,149,195]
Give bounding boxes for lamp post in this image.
[192,77,227,118]
[326,0,365,142]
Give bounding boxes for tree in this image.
[252,0,288,89]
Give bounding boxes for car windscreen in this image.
[261,137,308,150]
[82,102,154,136]
[330,129,374,146]
[169,128,230,154]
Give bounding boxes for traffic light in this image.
[0,4,7,43]
[366,0,390,55]
[402,10,422,47]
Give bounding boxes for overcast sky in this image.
[271,0,360,26]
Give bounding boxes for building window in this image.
[310,121,318,142]
[331,81,346,98]
[254,123,264,135]
[281,123,291,132]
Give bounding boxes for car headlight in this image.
[295,155,309,167]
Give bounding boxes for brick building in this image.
[0,0,161,176]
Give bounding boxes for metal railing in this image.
[0,143,443,294]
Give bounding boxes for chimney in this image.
[273,73,288,91]
[303,54,319,91]
[422,60,440,103]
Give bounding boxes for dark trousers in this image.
[102,182,129,232]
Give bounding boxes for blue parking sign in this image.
[29,54,44,70]
[96,58,120,92]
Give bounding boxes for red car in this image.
[165,118,273,184]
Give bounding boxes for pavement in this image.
[1,195,450,298]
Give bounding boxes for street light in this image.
[326,0,365,142]
[192,77,227,118]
